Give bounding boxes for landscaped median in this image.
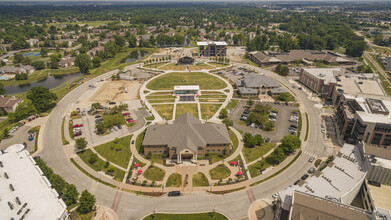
[166,173,182,187]
[192,172,209,187]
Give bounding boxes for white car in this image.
[321,129,326,133]
[272,193,280,199]
[113,126,118,131]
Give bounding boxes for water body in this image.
[6,72,82,94]
[122,50,150,63]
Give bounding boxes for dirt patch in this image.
[89,80,141,104]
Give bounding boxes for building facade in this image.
[142,113,231,163]
[197,41,227,57]
[299,68,343,99]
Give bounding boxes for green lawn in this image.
[152,104,174,120]
[148,99,175,103]
[146,95,174,99]
[229,130,239,151]
[143,213,228,220]
[243,143,276,163]
[199,94,227,98]
[146,72,226,90]
[226,99,239,109]
[77,149,125,181]
[158,63,186,71]
[248,160,272,178]
[176,104,199,119]
[94,135,132,168]
[166,173,182,187]
[143,166,165,181]
[192,172,209,187]
[200,104,221,119]
[102,113,126,127]
[209,165,231,180]
[275,93,296,102]
[136,130,146,154]
[144,62,170,69]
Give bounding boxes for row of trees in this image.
[35,158,96,214]
[210,56,230,64]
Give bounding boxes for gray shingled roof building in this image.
[236,74,287,96]
[142,113,231,163]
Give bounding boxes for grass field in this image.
[192,172,209,187]
[188,63,214,71]
[200,104,221,119]
[94,135,132,168]
[148,99,175,103]
[198,94,227,98]
[143,213,228,220]
[198,99,225,103]
[102,113,127,128]
[146,72,226,90]
[243,143,276,163]
[166,173,182,187]
[78,149,125,181]
[208,62,229,67]
[143,166,165,181]
[176,104,199,119]
[158,63,186,71]
[144,62,170,69]
[248,160,272,178]
[229,130,239,151]
[146,95,174,99]
[152,104,174,120]
[209,165,231,180]
[372,45,391,56]
[226,99,239,109]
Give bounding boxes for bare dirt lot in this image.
[88,81,141,104]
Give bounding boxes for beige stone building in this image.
[142,113,231,163]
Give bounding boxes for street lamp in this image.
[209,183,212,192]
[162,184,164,193]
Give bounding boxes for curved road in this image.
[38,63,331,220]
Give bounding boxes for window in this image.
[217,149,220,151]
[212,149,215,152]
[153,151,156,153]
[207,150,210,152]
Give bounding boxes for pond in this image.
[6,72,82,94]
[121,50,150,63]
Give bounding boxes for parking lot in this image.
[71,109,149,146]
[229,100,299,143]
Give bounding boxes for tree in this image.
[63,184,79,206]
[127,34,137,48]
[345,40,366,57]
[254,134,264,146]
[219,108,228,119]
[222,118,233,129]
[8,99,37,122]
[75,54,92,74]
[92,56,102,68]
[26,86,58,113]
[114,35,126,48]
[3,128,9,138]
[77,190,96,214]
[0,82,6,95]
[13,54,24,64]
[91,102,102,110]
[263,121,275,131]
[89,153,98,164]
[243,133,257,148]
[95,122,105,134]
[275,64,289,76]
[266,147,286,165]
[40,47,49,57]
[75,138,88,151]
[49,174,67,195]
[280,135,301,154]
[32,61,46,70]
[247,99,254,106]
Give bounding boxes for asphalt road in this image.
[38,63,334,220]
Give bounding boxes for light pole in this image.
[162,184,164,193]
[209,183,212,192]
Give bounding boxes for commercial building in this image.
[173,85,200,96]
[236,74,287,97]
[360,143,391,185]
[335,94,391,146]
[249,50,356,66]
[197,41,227,57]
[299,68,343,99]
[142,113,231,163]
[0,144,68,220]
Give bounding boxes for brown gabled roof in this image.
[142,113,230,153]
[0,97,22,108]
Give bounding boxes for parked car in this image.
[74,131,82,137]
[109,101,116,105]
[265,138,271,143]
[127,119,135,123]
[308,157,315,163]
[118,125,122,129]
[131,140,135,144]
[168,191,181,197]
[73,124,83,128]
[109,127,114,132]
[113,126,118,131]
[272,193,279,198]
[122,112,131,116]
[293,179,300,185]
[271,110,278,114]
[246,122,251,126]
[321,129,326,133]
[301,174,309,180]
[95,115,102,119]
[308,167,315,174]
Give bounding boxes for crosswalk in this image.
[303,151,318,158]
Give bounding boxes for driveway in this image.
[230,100,299,142]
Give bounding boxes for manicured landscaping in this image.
[136,130,146,154]
[146,72,226,90]
[188,63,214,70]
[143,212,228,220]
[143,166,166,181]
[152,104,174,120]
[166,173,182,187]
[94,135,132,168]
[229,130,239,151]
[146,95,174,99]
[148,99,175,103]
[176,104,199,119]
[102,113,126,127]
[226,99,239,109]
[144,62,170,69]
[192,172,209,187]
[77,149,125,181]
[158,63,186,71]
[243,143,276,163]
[198,94,227,98]
[209,165,231,180]
[200,104,221,119]
[248,160,272,178]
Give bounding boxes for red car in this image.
[74,132,82,137]
[126,119,135,123]
[73,124,84,128]
[122,112,130,116]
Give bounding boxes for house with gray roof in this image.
[142,113,231,163]
[236,74,286,97]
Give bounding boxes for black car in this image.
[293,179,300,185]
[95,115,102,119]
[118,125,122,129]
[271,110,278,114]
[308,167,315,174]
[290,125,298,129]
[246,122,251,126]
[301,174,309,180]
[265,138,271,143]
[168,191,181,197]
[109,101,116,105]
